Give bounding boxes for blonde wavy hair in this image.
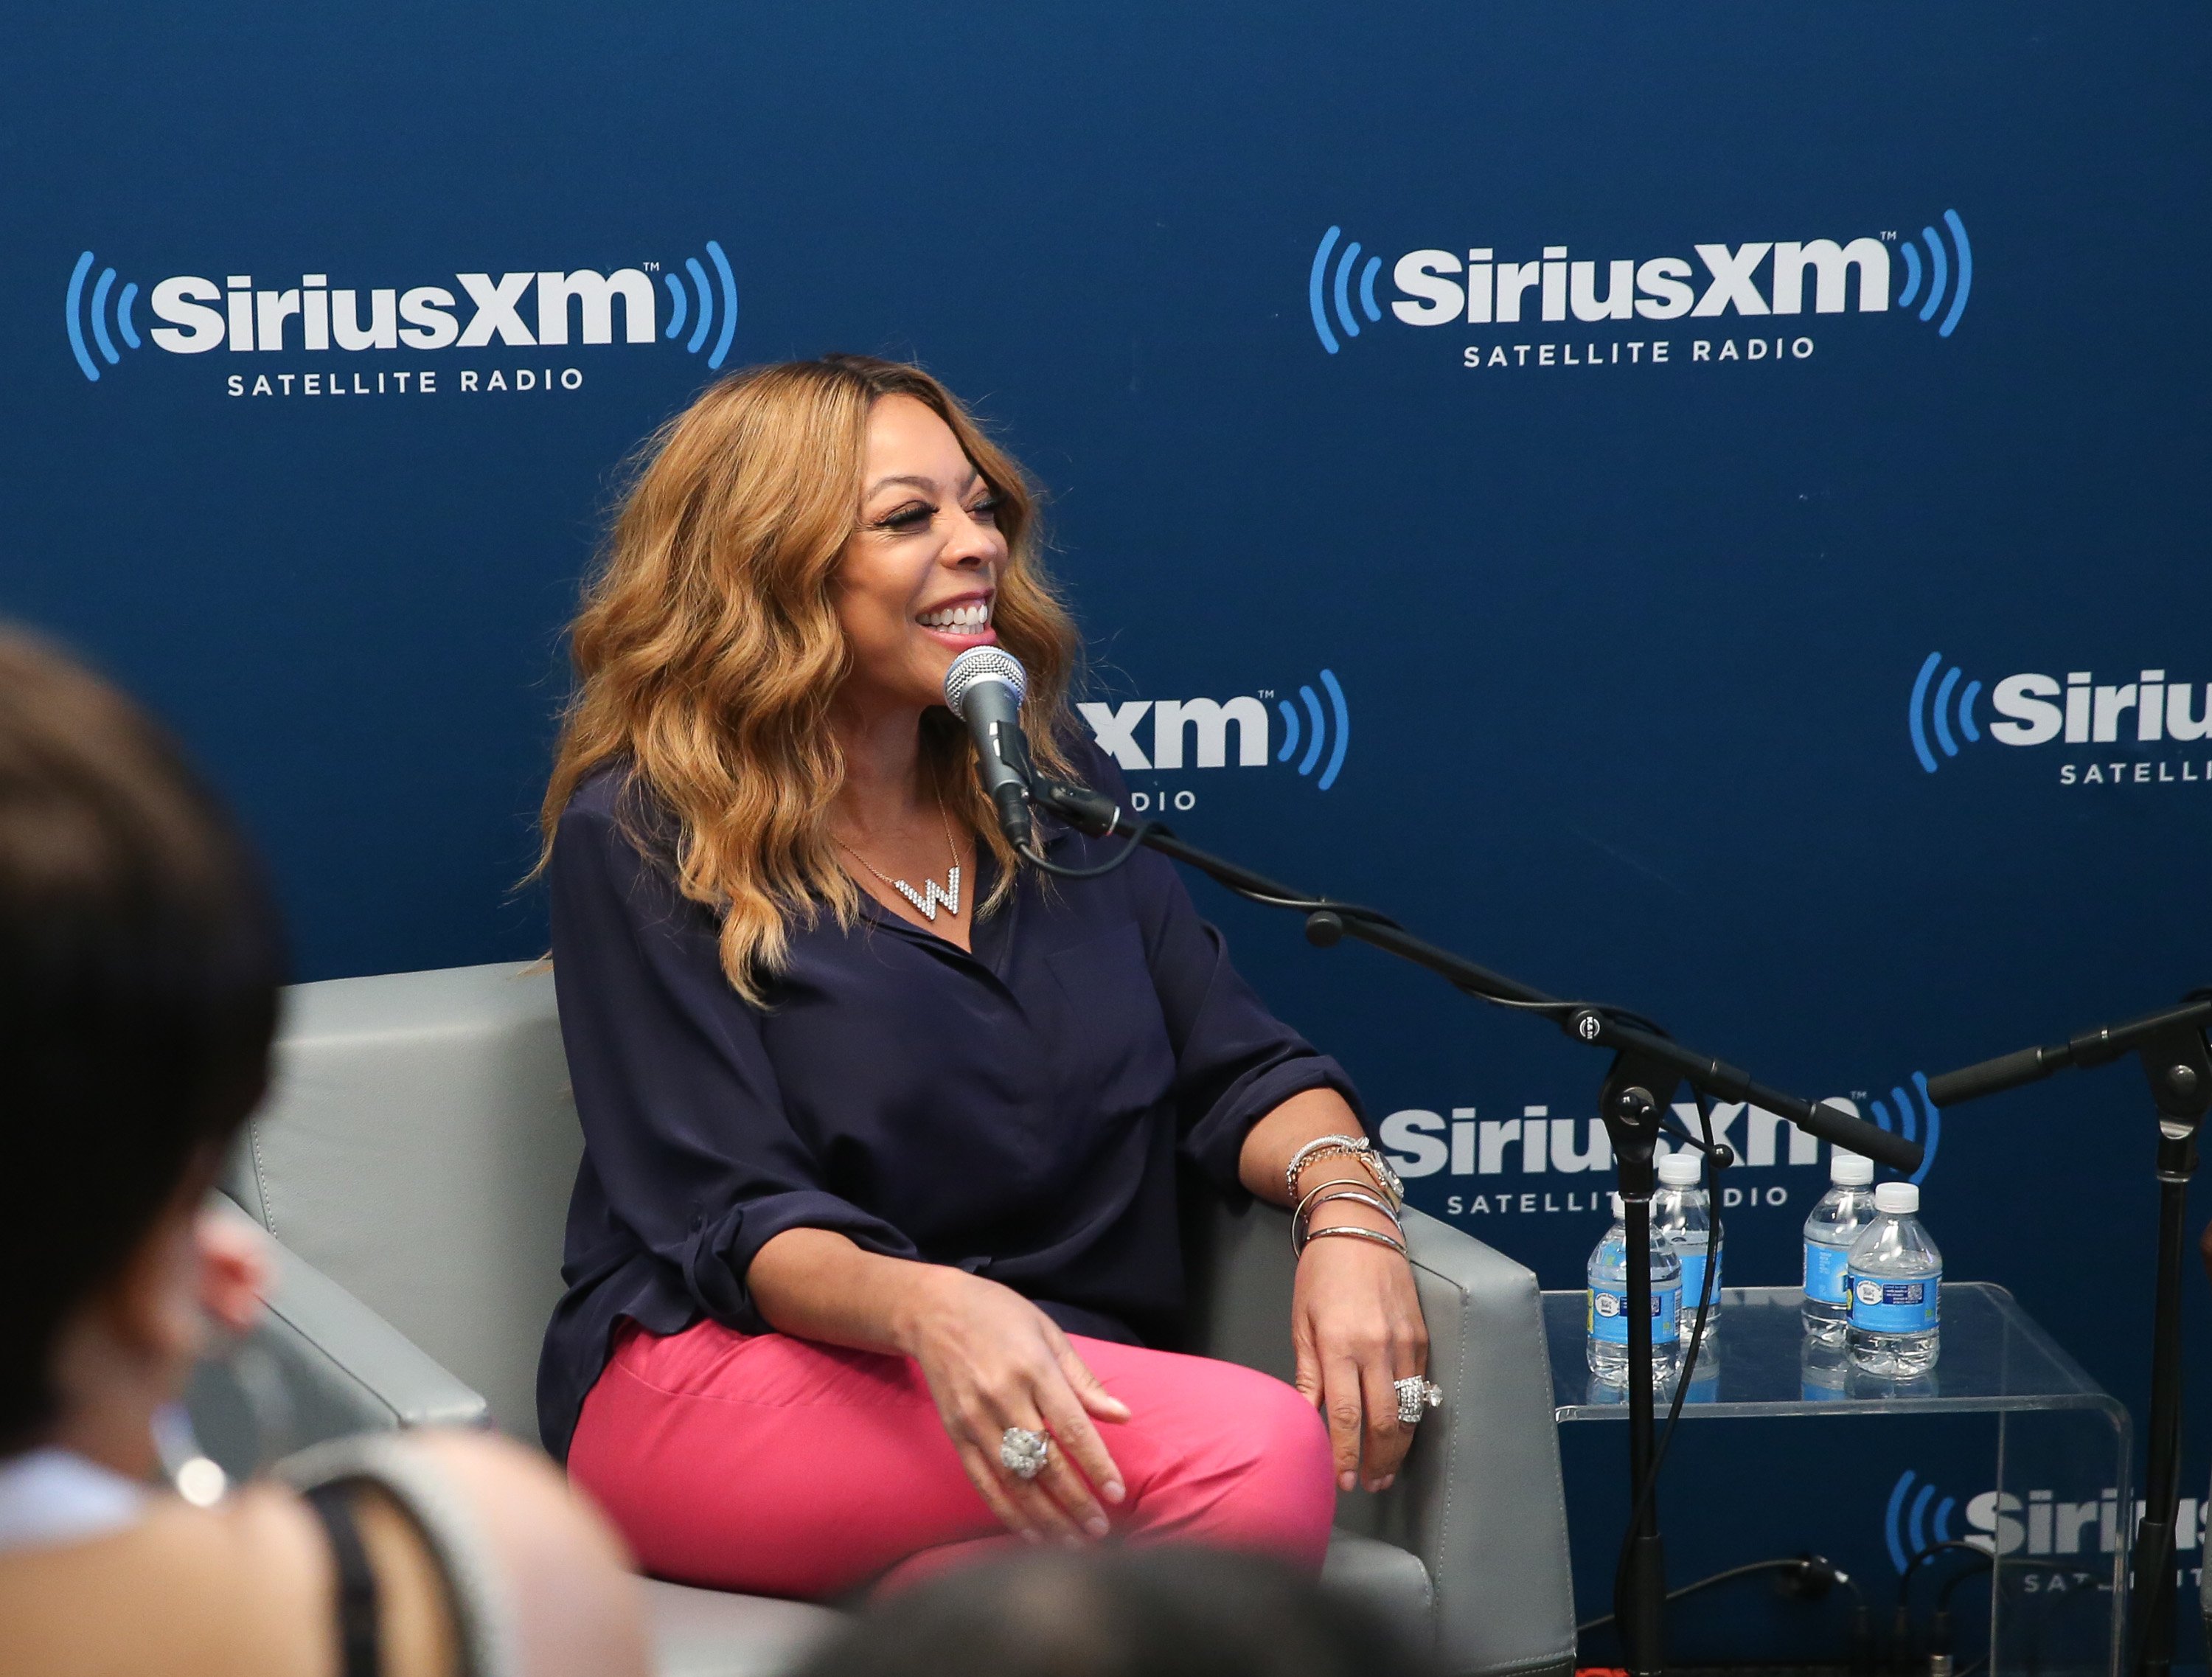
[540,355,1081,1003]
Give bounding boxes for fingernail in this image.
[1376,1474,1396,1491]
[1020,1528,1043,1545]
[1062,1533,1086,1549]
[1085,1515,1110,1538]
[1339,1471,1358,1492]
[1104,1481,1126,1504]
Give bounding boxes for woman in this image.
[0,629,646,1677]
[539,355,1430,1599]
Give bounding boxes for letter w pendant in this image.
[894,866,961,922]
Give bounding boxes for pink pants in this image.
[568,1320,1336,1600]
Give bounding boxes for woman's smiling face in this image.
[833,394,1007,714]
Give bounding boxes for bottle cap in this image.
[1657,1153,1703,1187]
[1873,1181,1919,1215]
[1830,1151,1875,1186]
[1610,1192,1624,1218]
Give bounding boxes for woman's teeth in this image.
[919,602,992,631]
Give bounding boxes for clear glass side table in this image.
[1546,1283,2132,1677]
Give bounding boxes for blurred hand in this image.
[897,1268,1132,1544]
[195,1211,271,1337]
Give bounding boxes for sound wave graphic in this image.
[1868,1072,1940,1187]
[66,251,143,383]
[1909,652,1982,774]
[1272,670,1351,790]
[659,240,740,369]
[1308,229,1383,355]
[1895,212,1974,338]
[1885,1468,1960,1574]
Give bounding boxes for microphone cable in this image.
[1576,1551,1857,1636]
[1012,774,1163,880]
[1017,827,1161,880]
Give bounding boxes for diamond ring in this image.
[1394,1377,1443,1427]
[1000,1426,1050,1481]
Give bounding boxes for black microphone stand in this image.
[1926,995,2212,1677]
[1026,777,1924,1676]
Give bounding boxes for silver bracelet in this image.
[1292,1178,1377,1243]
[1286,1135,1405,1209]
[1298,1223,1408,1260]
[1285,1134,1368,1196]
[1293,1187,1403,1257]
[1294,1176,1377,1215]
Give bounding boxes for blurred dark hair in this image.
[794,1546,1432,1677]
[0,628,285,1451]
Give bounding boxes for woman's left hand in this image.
[1290,1225,1428,1493]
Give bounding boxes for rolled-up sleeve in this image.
[1128,851,1366,1199]
[549,792,917,1334]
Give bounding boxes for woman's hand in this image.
[1235,1091,1432,1495]
[894,1266,1132,1544]
[1291,1218,1428,1493]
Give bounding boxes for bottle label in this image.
[1681,1246,1722,1310]
[1804,1243,1851,1305]
[1587,1285,1682,1345]
[1847,1271,1940,1334]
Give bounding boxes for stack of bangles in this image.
[1285,1133,1408,1260]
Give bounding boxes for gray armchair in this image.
[205,962,1573,1677]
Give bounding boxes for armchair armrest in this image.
[1390,1206,1575,1677]
[206,1194,490,1445]
[1184,1196,1574,1677]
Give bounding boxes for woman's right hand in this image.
[894,1265,1132,1544]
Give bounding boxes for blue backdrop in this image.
[9,2,2210,1659]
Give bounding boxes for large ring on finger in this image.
[1000,1426,1049,1481]
[1394,1377,1443,1426]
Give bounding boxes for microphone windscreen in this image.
[943,647,1026,718]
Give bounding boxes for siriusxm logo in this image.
[1391,1080,1934,1221]
[1307,212,1972,355]
[1885,1468,2197,1571]
[1078,670,1350,792]
[1382,1100,1821,1181]
[1909,652,2212,785]
[65,241,738,383]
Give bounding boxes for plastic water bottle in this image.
[1653,1152,1721,1358]
[1846,1181,1941,1375]
[1587,1191,1683,1386]
[1801,1150,1879,1344]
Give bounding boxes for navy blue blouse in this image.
[535,744,1361,1459]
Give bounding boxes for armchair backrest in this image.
[223,962,577,1440]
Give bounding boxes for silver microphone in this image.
[943,647,1035,853]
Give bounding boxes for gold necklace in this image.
[838,798,962,922]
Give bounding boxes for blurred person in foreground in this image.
[0,629,647,1677]
[793,1545,1433,1677]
